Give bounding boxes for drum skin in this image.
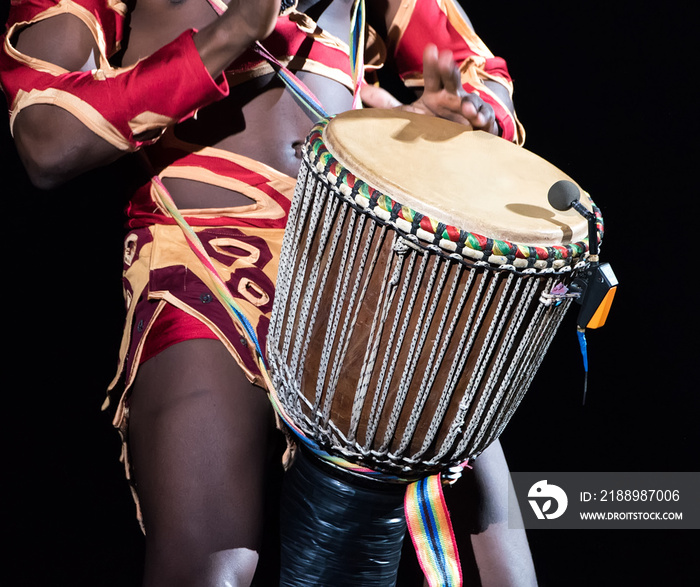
[322,109,592,249]
[268,110,602,477]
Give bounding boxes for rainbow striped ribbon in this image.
[349,0,366,109]
[405,475,463,587]
[253,41,329,121]
[253,0,366,117]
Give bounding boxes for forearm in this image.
[484,79,514,118]
[441,440,538,587]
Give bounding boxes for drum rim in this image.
[305,116,604,271]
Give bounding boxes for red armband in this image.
[1,8,229,151]
[389,0,524,144]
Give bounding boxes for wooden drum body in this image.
[268,110,601,478]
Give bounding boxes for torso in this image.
[122,0,360,208]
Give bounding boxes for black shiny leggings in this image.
[280,446,408,586]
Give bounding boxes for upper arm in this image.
[13,12,100,72]
[6,12,123,188]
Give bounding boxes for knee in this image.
[203,548,260,587]
[143,547,260,587]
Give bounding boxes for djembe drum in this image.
[267,109,601,586]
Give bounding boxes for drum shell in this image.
[268,156,575,477]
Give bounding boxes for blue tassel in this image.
[577,327,589,404]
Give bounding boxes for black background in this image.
[2,2,697,585]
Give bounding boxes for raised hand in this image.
[404,44,499,135]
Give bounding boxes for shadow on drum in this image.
[360,107,471,143]
[390,118,471,143]
[505,203,575,243]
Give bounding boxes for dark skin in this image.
[11,1,534,585]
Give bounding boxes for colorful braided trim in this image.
[306,118,604,271]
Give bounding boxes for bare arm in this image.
[10,1,280,189]
[437,440,538,587]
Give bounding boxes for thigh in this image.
[128,338,278,586]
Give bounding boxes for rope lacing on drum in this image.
[348,230,402,442]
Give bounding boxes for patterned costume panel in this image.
[107,153,296,428]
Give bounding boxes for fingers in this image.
[438,49,462,95]
[420,43,499,135]
[461,94,498,134]
[422,44,461,96]
[422,44,442,94]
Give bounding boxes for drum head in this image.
[322,109,592,248]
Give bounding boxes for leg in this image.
[128,339,277,587]
[398,440,536,587]
[443,440,537,587]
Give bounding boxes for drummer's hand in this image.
[404,44,499,135]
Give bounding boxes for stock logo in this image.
[528,480,568,520]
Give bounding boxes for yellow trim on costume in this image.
[289,11,351,52]
[10,87,135,150]
[157,128,300,189]
[439,0,494,57]
[386,0,413,53]
[127,111,174,137]
[226,54,356,92]
[207,0,229,14]
[154,166,289,221]
[4,28,67,76]
[4,0,115,67]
